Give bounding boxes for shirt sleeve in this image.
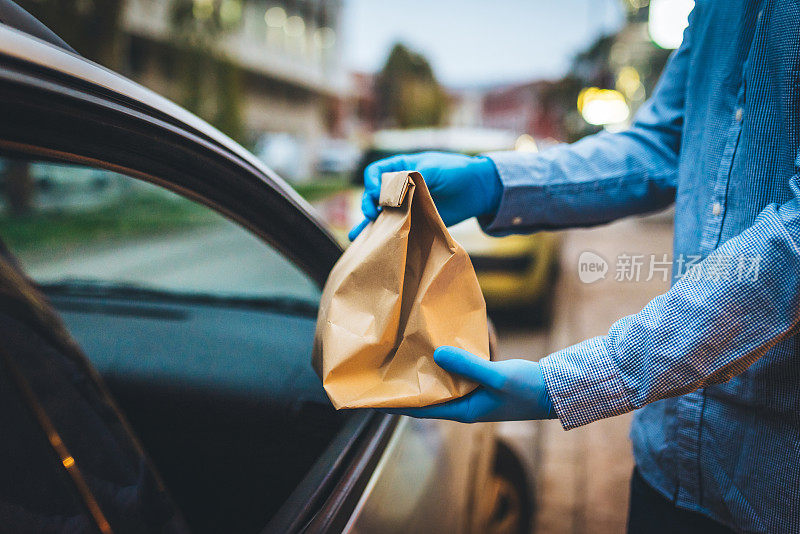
[480,10,695,236]
[541,167,800,429]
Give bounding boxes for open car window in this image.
[0,156,321,304]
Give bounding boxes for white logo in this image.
[578,251,608,284]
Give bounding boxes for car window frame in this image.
[0,24,398,532]
[0,23,339,286]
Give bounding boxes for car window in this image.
[0,156,321,303]
[0,153,343,533]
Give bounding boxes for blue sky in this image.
[341,0,624,88]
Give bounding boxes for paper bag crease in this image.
[313,170,490,409]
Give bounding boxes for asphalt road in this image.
[493,212,674,534]
[20,221,321,301]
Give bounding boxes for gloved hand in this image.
[384,346,557,423]
[349,152,503,241]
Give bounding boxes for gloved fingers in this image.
[363,155,407,190]
[433,346,506,390]
[381,390,489,422]
[348,218,371,241]
[380,400,465,421]
[360,190,381,222]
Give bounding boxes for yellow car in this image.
[448,218,560,313]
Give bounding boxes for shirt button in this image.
[712,202,722,216]
[734,108,744,122]
[511,216,523,225]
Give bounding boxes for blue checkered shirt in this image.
[482,1,800,532]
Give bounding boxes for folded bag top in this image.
[312,170,490,409]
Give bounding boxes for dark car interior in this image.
[45,288,348,534]
[45,288,349,533]
[0,247,352,534]
[0,243,189,533]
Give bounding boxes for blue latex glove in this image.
[384,346,557,423]
[349,152,502,241]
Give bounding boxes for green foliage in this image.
[0,192,220,253]
[18,0,247,146]
[18,0,125,69]
[169,0,241,41]
[170,46,246,145]
[293,177,353,202]
[169,0,247,145]
[214,58,244,144]
[376,43,448,128]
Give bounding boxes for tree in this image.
[9,1,125,215]
[4,161,33,217]
[169,0,245,144]
[18,0,125,69]
[18,0,246,144]
[375,43,448,129]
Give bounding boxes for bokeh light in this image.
[648,0,693,49]
[578,87,630,126]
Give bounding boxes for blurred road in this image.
[493,213,673,534]
[20,223,320,301]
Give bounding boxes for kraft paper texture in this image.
[313,170,490,409]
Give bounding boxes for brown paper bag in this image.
[313,170,490,409]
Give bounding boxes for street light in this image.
[616,66,646,103]
[649,0,694,49]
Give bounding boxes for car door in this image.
[0,20,497,534]
[0,20,393,531]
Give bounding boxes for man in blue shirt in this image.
[352,2,800,532]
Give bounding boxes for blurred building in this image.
[447,88,484,130]
[480,81,569,142]
[447,0,672,146]
[347,71,378,139]
[69,0,348,182]
[447,81,572,145]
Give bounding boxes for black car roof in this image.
[0,0,74,53]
